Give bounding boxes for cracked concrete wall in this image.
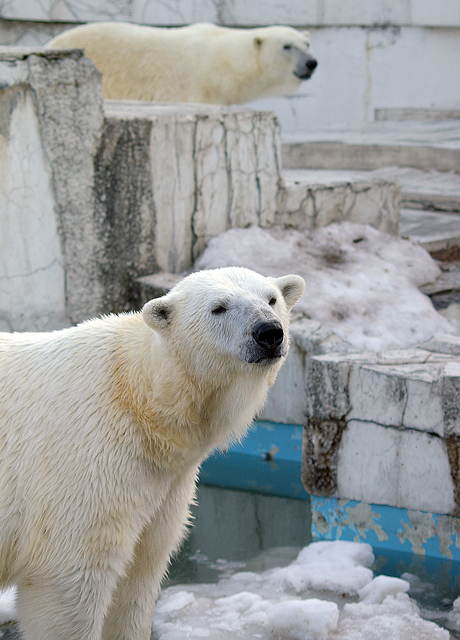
[104,101,398,276]
[0,82,65,331]
[277,174,400,235]
[103,102,283,275]
[0,47,104,329]
[260,320,460,518]
[0,53,284,327]
[94,117,157,313]
[298,345,460,517]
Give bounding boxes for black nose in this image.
[253,321,284,351]
[307,59,318,71]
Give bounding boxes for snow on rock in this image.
[194,223,455,352]
[152,541,450,640]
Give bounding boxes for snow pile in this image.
[0,542,450,639]
[266,540,374,595]
[194,223,455,351]
[152,541,450,640]
[447,595,460,632]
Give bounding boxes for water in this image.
[166,485,311,587]
[165,486,460,639]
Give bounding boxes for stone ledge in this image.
[296,334,460,516]
[279,170,400,235]
[282,121,460,174]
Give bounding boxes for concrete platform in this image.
[399,209,460,252]
[375,108,460,122]
[282,120,460,173]
[278,169,400,234]
[285,167,460,213]
[371,167,460,213]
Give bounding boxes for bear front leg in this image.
[15,569,117,640]
[101,467,198,640]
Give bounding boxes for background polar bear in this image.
[46,22,317,104]
[0,266,304,640]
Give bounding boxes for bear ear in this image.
[275,274,306,310]
[254,36,263,48]
[142,296,175,331]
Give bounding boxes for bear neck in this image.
[111,314,275,470]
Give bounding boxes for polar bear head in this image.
[251,26,318,97]
[142,267,305,381]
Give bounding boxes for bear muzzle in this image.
[250,320,285,362]
[294,55,318,80]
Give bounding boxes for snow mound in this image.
[152,541,450,640]
[194,223,455,352]
[0,542,450,640]
[266,540,374,596]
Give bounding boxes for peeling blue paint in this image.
[312,495,460,562]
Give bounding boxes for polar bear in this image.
[0,266,304,640]
[46,22,317,104]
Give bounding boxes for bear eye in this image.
[212,305,227,315]
[283,44,292,50]
[269,297,277,306]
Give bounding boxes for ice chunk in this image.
[267,540,374,596]
[266,599,339,640]
[358,575,410,604]
[155,590,195,615]
[152,541,450,639]
[341,592,449,639]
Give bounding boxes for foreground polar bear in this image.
[0,267,304,640]
[46,22,317,104]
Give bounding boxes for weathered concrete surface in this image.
[282,128,460,254]
[0,50,400,330]
[103,100,283,273]
[105,102,400,274]
[4,0,460,27]
[375,108,460,122]
[280,170,400,234]
[400,209,460,253]
[298,343,460,516]
[370,167,460,213]
[0,47,104,330]
[282,121,460,173]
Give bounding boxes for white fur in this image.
[46,22,316,104]
[0,267,304,640]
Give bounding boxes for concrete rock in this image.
[300,348,460,515]
[336,420,456,514]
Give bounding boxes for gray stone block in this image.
[301,350,460,515]
[277,170,400,235]
[0,48,104,328]
[336,420,455,514]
